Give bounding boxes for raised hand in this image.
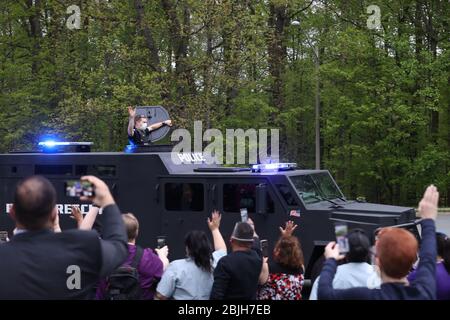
[279,220,298,237]
[208,210,222,231]
[128,106,136,118]
[155,245,169,258]
[70,205,83,227]
[80,176,115,208]
[418,185,439,220]
[324,241,345,261]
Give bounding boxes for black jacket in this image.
[0,204,128,299]
[210,238,263,300]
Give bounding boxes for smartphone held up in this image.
[0,231,8,243]
[334,223,350,254]
[157,236,166,249]
[260,239,269,257]
[240,208,248,222]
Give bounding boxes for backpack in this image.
[105,246,144,300]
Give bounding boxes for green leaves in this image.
[0,0,448,205]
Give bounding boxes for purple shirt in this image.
[96,244,164,300]
[408,261,450,300]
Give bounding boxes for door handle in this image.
[155,183,160,203]
[211,184,217,206]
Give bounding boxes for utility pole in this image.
[314,46,320,170]
[292,20,320,169]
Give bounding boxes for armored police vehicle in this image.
[0,107,419,279]
[0,146,420,279]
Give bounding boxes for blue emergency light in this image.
[251,163,297,173]
[39,141,70,148]
[38,141,93,153]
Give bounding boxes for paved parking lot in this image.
[436,214,450,235]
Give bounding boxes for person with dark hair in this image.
[155,210,227,300]
[210,219,269,300]
[317,185,439,300]
[408,232,450,300]
[0,175,128,299]
[309,228,380,299]
[257,221,305,300]
[13,175,57,231]
[96,213,169,300]
[127,106,172,145]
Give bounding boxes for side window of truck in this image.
[164,183,204,211]
[276,184,299,206]
[223,184,274,213]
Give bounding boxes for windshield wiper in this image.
[307,194,340,206]
[334,196,347,202]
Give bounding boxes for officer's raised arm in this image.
[127,106,136,136]
[148,119,173,131]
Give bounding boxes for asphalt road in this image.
[436,214,450,235]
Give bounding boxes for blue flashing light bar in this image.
[38,141,93,153]
[124,144,137,154]
[38,141,93,147]
[251,163,297,173]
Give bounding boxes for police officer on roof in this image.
[127,106,172,145]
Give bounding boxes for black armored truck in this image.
[0,144,419,280]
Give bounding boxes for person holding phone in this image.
[317,185,439,300]
[309,228,381,300]
[210,218,268,300]
[0,175,128,299]
[257,221,305,300]
[155,210,227,300]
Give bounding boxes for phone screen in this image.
[334,223,349,254]
[0,231,8,243]
[240,208,248,222]
[260,239,269,257]
[65,180,95,198]
[157,236,166,249]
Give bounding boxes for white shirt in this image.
[309,262,381,300]
[157,249,226,300]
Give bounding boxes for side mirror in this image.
[256,184,268,214]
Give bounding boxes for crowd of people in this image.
[0,175,449,300]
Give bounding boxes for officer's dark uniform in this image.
[128,128,152,145]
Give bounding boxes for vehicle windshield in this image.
[289,172,345,204]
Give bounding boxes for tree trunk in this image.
[221,2,240,116]
[267,1,288,159]
[134,0,161,73]
[161,0,196,100]
[425,1,439,135]
[26,0,42,75]
[267,1,288,115]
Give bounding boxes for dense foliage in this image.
[0,0,449,205]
